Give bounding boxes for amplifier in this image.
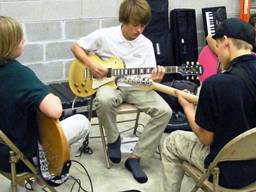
[48,81,94,120]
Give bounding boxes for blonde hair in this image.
[0,16,23,63]
[119,0,151,26]
[230,38,253,50]
[217,37,253,50]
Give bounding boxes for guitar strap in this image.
[229,66,256,103]
[37,143,71,187]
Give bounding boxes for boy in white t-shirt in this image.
[71,0,172,183]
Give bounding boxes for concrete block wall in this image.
[0,0,240,83]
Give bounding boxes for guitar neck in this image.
[152,82,198,105]
[111,66,178,76]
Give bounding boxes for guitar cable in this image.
[69,159,94,192]
[77,136,93,157]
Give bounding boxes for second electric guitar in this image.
[121,76,199,104]
[69,54,203,97]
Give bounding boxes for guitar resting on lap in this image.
[120,76,199,105]
[69,54,203,97]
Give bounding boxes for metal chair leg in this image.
[133,111,141,136]
[87,96,94,121]
[99,123,111,169]
[9,151,18,192]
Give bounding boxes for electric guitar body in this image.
[69,54,124,97]
[69,54,203,97]
[198,45,219,83]
[37,111,70,176]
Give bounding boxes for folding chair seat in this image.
[98,103,141,169]
[182,127,256,192]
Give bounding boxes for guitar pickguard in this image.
[92,77,115,89]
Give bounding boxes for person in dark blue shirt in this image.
[160,18,256,192]
[0,16,90,191]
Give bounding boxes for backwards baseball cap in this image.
[213,18,256,46]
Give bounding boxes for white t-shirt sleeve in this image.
[77,30,101,52]
[144,42,156,68]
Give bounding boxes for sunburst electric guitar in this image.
[121,76,199,105]
[37,111,70,176]
[69,54,203,97]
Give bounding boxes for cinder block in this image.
[82,0,119,18]
[229,1,240,14]
[0,0,40,2]
[18,44,44,63]
[42,0,82,20]
[64,59,74,79]
[46,41,73,61]
[101,18,119,28]
[27,61,64,83]
[197,31,206,50]
[25,22,62,42]
[0,1,42,21]
[65,19,100,40]
[196,14,204,33]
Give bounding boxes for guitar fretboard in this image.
[110,67,178,76]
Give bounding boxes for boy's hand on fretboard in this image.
[149,65,166,82]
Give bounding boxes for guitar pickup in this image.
[107,68,112,77]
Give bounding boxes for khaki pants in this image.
[94,86,172,160]
[160,131,210,192]
[61,114,90,157]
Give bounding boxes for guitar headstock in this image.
[118,76,154,90]
[177,61,204,80]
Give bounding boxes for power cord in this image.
[69,160,94,192]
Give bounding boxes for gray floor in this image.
[1,113,203,192]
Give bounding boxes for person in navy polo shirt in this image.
[160,18,256,191]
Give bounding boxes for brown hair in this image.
[119,0,151,26]
[0,16,23,64]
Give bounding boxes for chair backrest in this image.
[0,129,38,176]
[36,111,70,176]
[0,130,26,159]
[211,127,256,166]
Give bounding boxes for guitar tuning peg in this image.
[186,61,189,65]
[128,76,133,83]
[137,77,142,84]
[191,61,195,66]
[141,78,147,85]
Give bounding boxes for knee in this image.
[157,104,172,120]
[94,94,117,109]
[162,131,184,152]
[72,114,90,137]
